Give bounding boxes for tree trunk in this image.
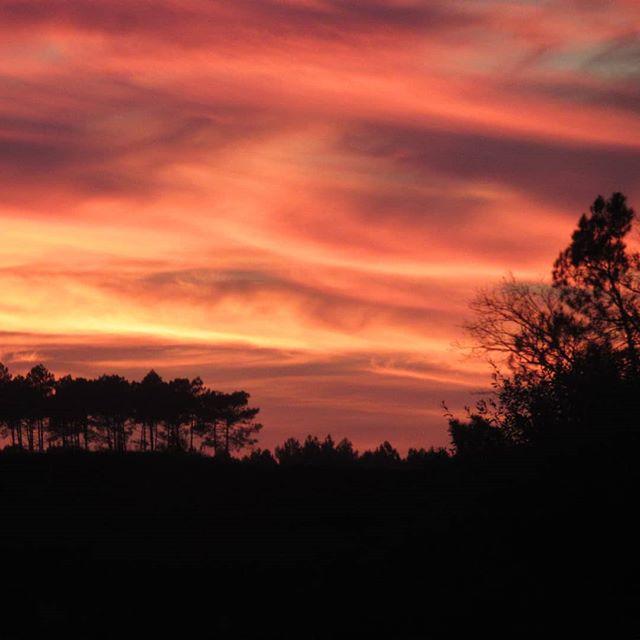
[140,423,146,451]
[27,422,34,452]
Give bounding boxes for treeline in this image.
[246,436,449,468]
[0,365,450,466]
[2,193,639,464]
[0,366,261,454]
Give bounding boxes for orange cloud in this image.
[1,0,639,449]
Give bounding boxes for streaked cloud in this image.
[1,0,638,449]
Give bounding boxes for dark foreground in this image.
[1,445,639,638]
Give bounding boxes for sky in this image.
[1,0,639,450]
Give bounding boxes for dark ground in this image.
[1,446,639,638]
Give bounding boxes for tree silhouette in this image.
[0,359,469,470]
[448,414,510,457]
[218,391,261,456]
[92,375,133,451]
[163,377,197,452]
[194,389,224,454]
[242,448,278,467]
[0,364,264,457]
[454,192,640,451]
[0,363,18,447]
[359,441,401,468]
[274,437,304,465]
[465,278,589,376]
[50,375,93,449]
[133,370,166,451]
[553,192,640,372]
[0,373,28,449]
[274,435,360,467]
[406,446,449,468]
[23,365,54,452]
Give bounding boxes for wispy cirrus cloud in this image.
[0,0,638,449]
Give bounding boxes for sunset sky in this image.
[1,0,639,449]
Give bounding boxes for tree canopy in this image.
[0,366,261,455]
[456,192,640,452]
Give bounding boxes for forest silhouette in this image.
[2,193,640,637]
[0,367,262,455]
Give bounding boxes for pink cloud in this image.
[1,0,638,449]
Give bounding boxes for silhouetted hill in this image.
[2,443,639,638]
